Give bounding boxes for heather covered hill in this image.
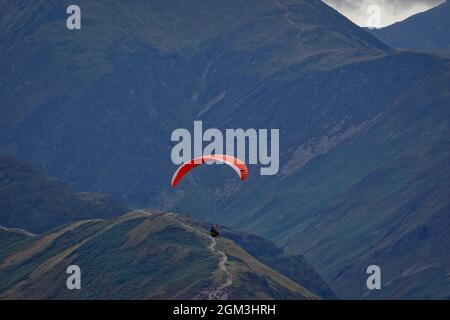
[0,155,127,232]
[0,210,330,300]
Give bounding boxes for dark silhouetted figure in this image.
[210,225,220,238]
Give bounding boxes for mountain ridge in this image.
[370,0,450,53]
[0,210,333,300]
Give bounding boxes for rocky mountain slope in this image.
[0,210,331,300]
[0,155,127,232]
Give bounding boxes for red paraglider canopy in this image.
[171,154,248,188]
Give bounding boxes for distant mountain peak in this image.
[370,0,450,52]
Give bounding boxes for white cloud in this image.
[323,0,445,27]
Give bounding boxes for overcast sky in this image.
[322,0,445,27]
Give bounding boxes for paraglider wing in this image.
[171,154,248,188]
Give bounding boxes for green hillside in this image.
[0,210,323,300]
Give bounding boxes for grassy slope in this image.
[0,210,318,300]
[221,228,336,299]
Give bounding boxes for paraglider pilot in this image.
[210,225,220,238]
